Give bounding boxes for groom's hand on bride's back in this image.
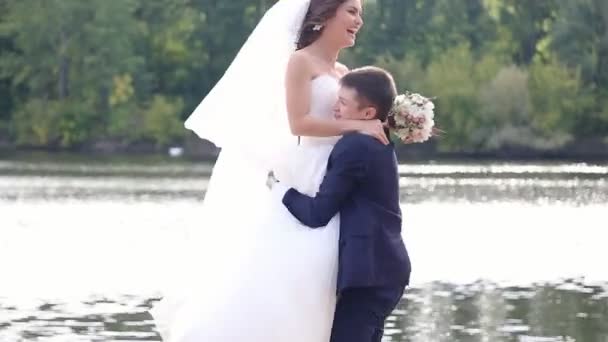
[267,170,291,205]
[266,171,279,189]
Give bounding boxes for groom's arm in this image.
[272,135,368,228]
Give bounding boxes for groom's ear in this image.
[364,106,378,120]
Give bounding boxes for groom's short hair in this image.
[340,66,397,122]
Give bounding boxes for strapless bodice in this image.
[300,75,340,146]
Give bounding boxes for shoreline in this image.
[1,138,607,163]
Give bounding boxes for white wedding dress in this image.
[151,74,341,342]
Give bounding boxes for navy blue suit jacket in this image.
[282,133,411,292]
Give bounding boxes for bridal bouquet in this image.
[387,92,436,143]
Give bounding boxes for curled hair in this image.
[297,0,348,50]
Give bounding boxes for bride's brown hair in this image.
[296,0,349,50]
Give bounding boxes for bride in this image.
[150,0,387,341]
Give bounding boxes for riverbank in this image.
[1,136,607,163]
[402,138,608,162]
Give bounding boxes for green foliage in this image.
[56,101,98,148]
[0,78,11,124]
[478,66,544,149]
[480,66,530,127]
[374,55,426,94]
[551,0,608,85]
[135,0,209,115]
[141,96,185,146]
[106,95,185,146]
[489,0,557,64]
[12,98,97,147]
[528,57,582,137]
[424,45,483,150]
[549,0,608,137]
[0,0,606,151]
[12,99,60,146]
[0,0,143,148]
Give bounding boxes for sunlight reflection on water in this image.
[1,160,607,341]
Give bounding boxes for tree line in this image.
[0,0,607,153]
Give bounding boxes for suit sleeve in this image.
[281,137,368,228]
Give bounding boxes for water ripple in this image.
[1,281,606,342]
[1,159,607,341]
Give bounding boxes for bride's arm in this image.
[285,53,388,144]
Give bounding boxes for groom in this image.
[268,66,411,342]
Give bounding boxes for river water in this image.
[1,155,607,341]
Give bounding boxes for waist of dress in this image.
[299,136,340,147]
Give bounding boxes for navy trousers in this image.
[329,286,405,342]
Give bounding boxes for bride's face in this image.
[323,0,363,48]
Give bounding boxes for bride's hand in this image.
[355,119,389,145]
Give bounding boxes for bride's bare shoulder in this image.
[288,50,315,68]
[287,50,314,78]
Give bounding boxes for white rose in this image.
[395,113,407,127]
